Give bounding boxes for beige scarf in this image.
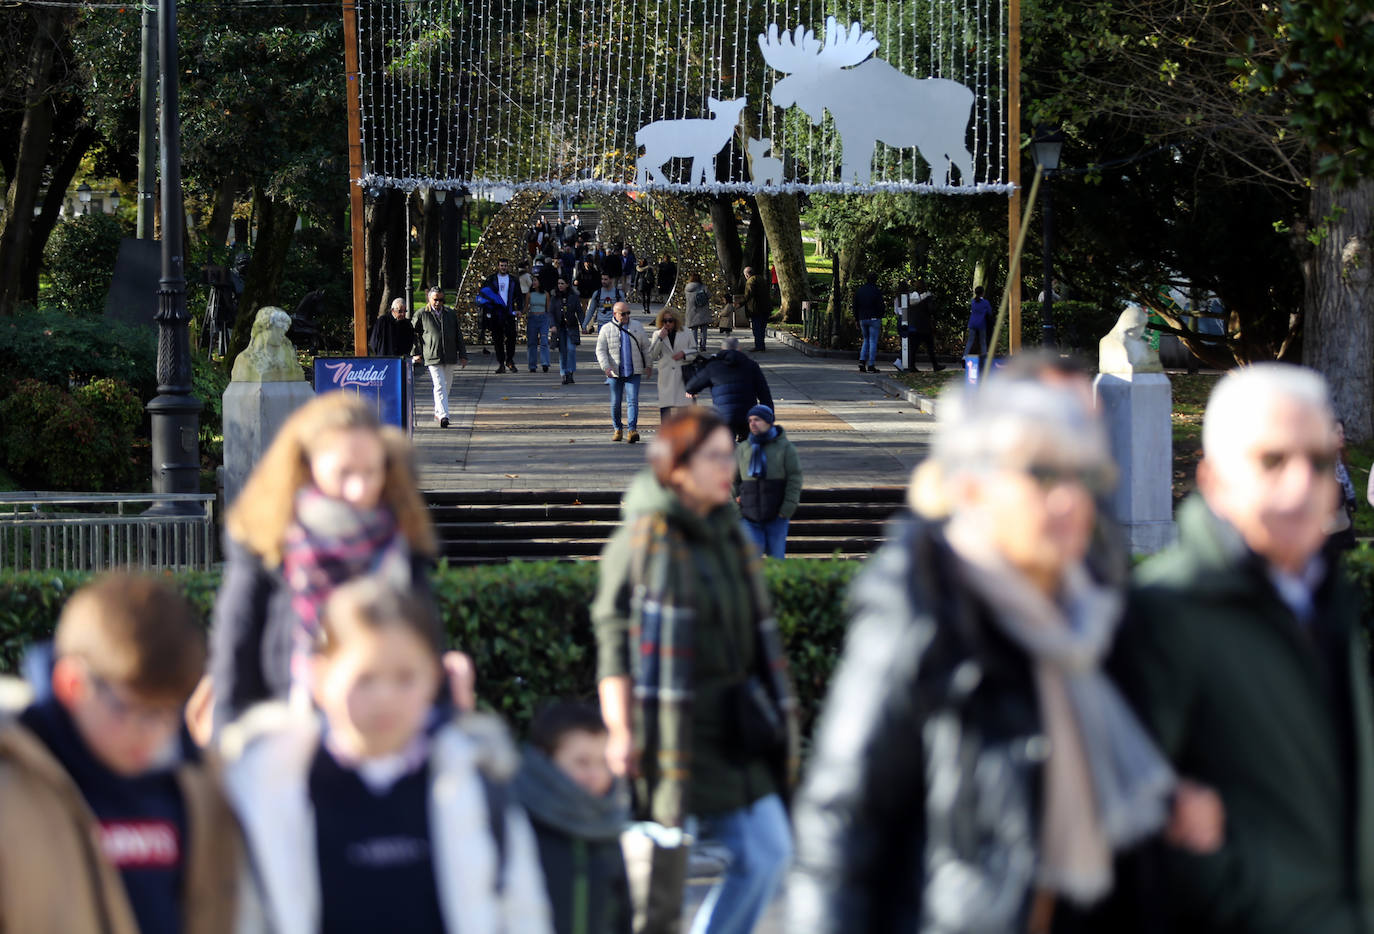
[946,517,1174,905]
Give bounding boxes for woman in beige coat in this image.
[649,308,690,421]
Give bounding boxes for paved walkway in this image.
[413,306,935,491]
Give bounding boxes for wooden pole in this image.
[342,0,368,356]
[1007,0,1022,354]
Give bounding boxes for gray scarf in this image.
[512,746,630,842]
[946,519,1175,905]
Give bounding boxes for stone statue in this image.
[1099,305,1163,375]
[231,306,304,382]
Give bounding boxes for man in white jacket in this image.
[595,302,651,443]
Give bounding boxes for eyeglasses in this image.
[663,319,677,325]
[1256,449,1337,475]
[1023,462,1115,496]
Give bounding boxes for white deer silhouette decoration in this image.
[747,137,785,186]
[759,17,975,186]
[635,96,748,187]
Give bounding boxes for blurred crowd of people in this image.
[0,356,1367,934]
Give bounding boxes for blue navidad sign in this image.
[313,357,413,434]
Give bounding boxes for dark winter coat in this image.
[550,289,582,333]
[743,272,772,319]
[789,516,1051,934]
[602,253,623,279]
[368,314,414,357]
[853,282,885,321]
[513,748,632,934]
[209,536,435,729]
[683,349,774,433]
[411,304,467,366]
[1111,496,1374,934]
[732,426,803,523]
[575,264,601,297]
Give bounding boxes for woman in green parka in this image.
[592,408,800,934]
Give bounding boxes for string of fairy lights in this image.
[353,0,1011,196]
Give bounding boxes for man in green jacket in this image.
[1112,363,1374,934]
[411,287,467,428]
[733,405,802,558]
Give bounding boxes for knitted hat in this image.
[747,404,775,424]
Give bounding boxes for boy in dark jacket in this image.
[0,574,243,934]
[514,702,631,934]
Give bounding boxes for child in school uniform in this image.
[221,577,552,934]
[0,573,243,934]
[514,702,632,934]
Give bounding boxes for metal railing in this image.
[0,493,216,573]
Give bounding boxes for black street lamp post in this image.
[1032,125,1064,348]
[146,0,202,514]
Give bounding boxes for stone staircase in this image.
[425,487,907,564]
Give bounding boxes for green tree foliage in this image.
[42,212,130,315]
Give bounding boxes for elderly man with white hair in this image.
[789,376,1220,934]
[1113,363,1374,934]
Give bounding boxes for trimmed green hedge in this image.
[0,559,862,735]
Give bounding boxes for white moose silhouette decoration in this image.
[635,96,749,187]
[747,137,785,186]
[759,17,975,186]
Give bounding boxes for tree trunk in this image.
[0,9,66,317]
[825,227,875,350]
[227,187,299,369]
[364,188,407,321]
[741,198,766,290]
[21,122,94,305]
[1303,175,1374,442]
[754,192,809,324]
[206,174,243,249]
[708,193,744,289]
[419,189,440,293]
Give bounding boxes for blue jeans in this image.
[858,318,881,365]
[608,374,641,431]
[526,313,550,369]
[743,517,790,558]
[689,794,793,934]
[557,327,577,374]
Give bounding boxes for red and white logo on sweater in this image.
[98,820,181,869]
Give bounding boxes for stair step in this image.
[424,487,906,507]
[440,536,884,559]
[434,519,890,540]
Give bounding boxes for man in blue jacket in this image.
[684,337,774,441]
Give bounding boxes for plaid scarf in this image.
[281,486,411,657]
[627,509,800,827]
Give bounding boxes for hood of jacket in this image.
[512,746,629,842]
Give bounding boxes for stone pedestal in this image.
[222,380,314,507]
[1093,371,1175,554]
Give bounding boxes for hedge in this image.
[6,550,1369,737]
[0,558,863,736]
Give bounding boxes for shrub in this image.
[0,558,864,735]
[0,309,158,400]
[192,356,230,439]
[43,213,131,316]
[0,377,141,491]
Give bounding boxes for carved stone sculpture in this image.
[1099,305,1163,375]
[231,306,304,382]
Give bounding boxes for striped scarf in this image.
[281,486,411,658]
[626,509,800,828]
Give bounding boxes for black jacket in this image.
[368,314,414,357]
[683,349,774,429]
[790,517,1067,934]
[853,282,885,321]
[480,272,526,314]
[209,536,434,730]
[602,253,623,279]
[549,289,582,332]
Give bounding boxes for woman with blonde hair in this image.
[209,392,442,731]
[649,307,690,421]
